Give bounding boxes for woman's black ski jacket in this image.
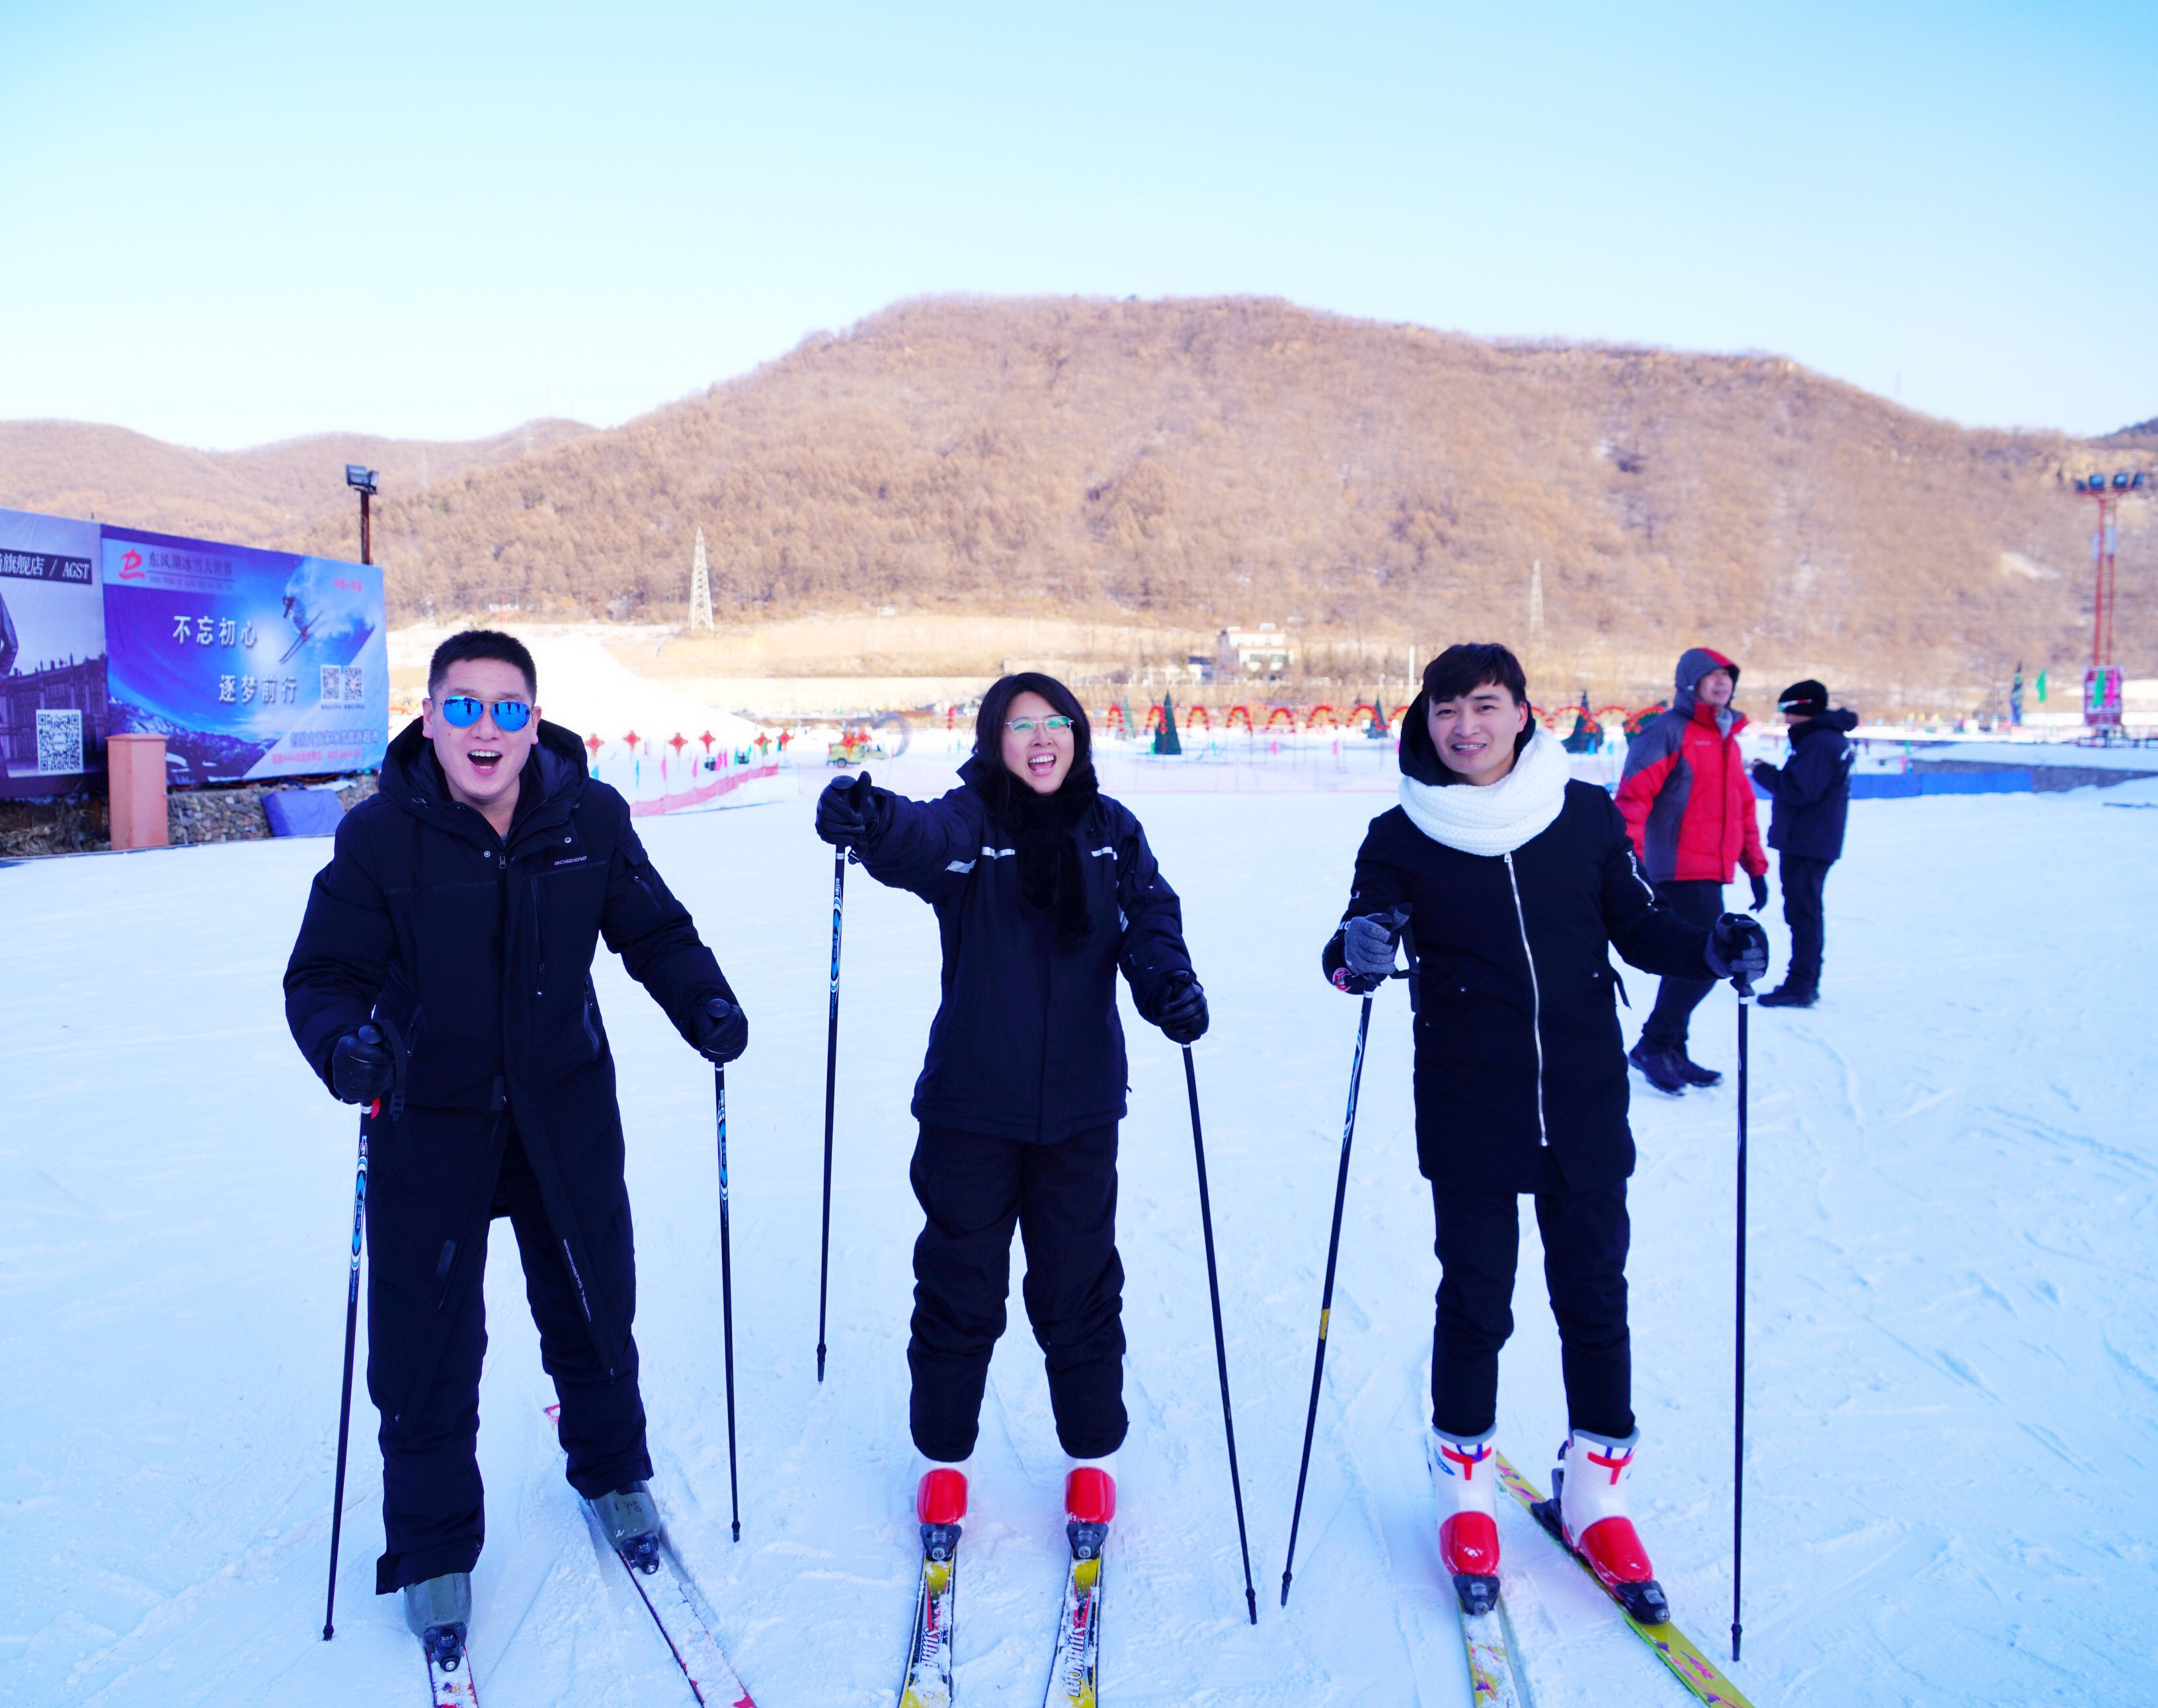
[858,758,1194,1144]
[1324,781,1711,1193]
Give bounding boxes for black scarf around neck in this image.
[967,756,1101,949]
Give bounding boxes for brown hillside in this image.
[0,417,594,542]
[3,297,2150,711]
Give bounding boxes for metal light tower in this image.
[2073,470,2147,731]
[689,527,715,633]
[344,465,378,565]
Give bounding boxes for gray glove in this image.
[1704,913,1771,989]
[1343,905,1412,981]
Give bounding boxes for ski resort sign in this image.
[100,526,386,783]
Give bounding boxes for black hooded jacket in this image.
[1758,708,1858,862]
[1321,692,1712,1193]
[856,756,1194,1144]
[284,718,733,1417]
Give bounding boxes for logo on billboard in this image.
[118,550,145,580]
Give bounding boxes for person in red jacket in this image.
[1615,646,1769,1094]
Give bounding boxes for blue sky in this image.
[2,0,2151,448]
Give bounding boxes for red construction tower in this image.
[2071,469,2147,732]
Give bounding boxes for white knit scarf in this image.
[1397,728,1570,857]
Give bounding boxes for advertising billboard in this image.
[0,507,108,798]
[100,526,386,783]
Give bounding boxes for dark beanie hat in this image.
[1777,679,1829,715]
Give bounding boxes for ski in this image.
[424,1643,480,1707]
[1041,1529,1105,1708]
[1493,1454,1754,1708]
[1456,1599,1525,1708]
[547,1407,756,1706]
[579,1500,758,1707]
[899,1525,960,1708]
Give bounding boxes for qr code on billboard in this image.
[36,709,84,774]
[319,664,366,706]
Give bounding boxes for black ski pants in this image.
[1778,854,1832,993]
[1429,1177,1634,1443]
[372,1123,651,1593]
[908,1122,1127,1463]
[1641,878,1726,1052]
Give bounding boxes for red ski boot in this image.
[1425,1429,1501,1614]
[1540,1429,1669,1625]
[916,1461,968,1561]
[1063,1458,1116,1561]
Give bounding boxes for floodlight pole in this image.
[345,466,379,566]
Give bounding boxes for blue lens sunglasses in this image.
[438,695,533,733]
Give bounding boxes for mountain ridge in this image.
[3,295,2150,709]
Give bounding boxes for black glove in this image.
[693,995,749,1065]
[1748,872,1770,912]
[1749,759,1777,791]
[1704,912,1771,988]
[1149,969,1209,1045]
[331,1023,395,1105]
[815,771,887,853]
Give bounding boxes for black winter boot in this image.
[1673,1050,1722,1087]
[1626,1040,1688,1096]
[1758,984,1818,1009]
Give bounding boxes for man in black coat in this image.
[1322,643,1767,1623]
[284,630,746,1655]
[1748,679,1858,1008]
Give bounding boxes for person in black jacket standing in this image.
[1749,679,1857,1008]
[1322,643,1767,1623]
[814,672,1205,1549]
[285,630,747,1665]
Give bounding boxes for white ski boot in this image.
[1426,1427,1501,1614]
[590,1481,663,1574]
[1546,1428,1669,1624]
[403,1570,471,1672]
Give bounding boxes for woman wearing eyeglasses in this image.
[284,629,748,1669]
[815,672,1207,1565]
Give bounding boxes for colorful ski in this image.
[1041,1545,1103,1707]
[424,1645,479,1707]
[1456,1600,1525,1708]
[1493,1454,1754,1708]
[899,1532,959,1708]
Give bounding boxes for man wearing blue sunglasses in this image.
[285,629,748,1667]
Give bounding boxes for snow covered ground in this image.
[5,773,2157,1706]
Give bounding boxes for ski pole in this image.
[715,1065,742,1541]
[1732,968,1752,1663]
[1182,1046,1259,1626]
[324,1019,402,1641]
[322,1096,370,1641]
[1280,991,1379,1608]
[322,1013,406,1641]
[817,847,849,1382]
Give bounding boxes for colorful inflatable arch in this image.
[1265,706,1299,730]
[1101,704,1125,735]
[1185,704,1211,730]
[1305,703,1339,730]
[1225,705,1254,732]
[1347,701,1384,732]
